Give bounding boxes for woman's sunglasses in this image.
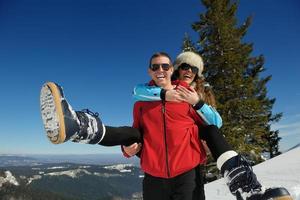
[150,63,171,71]
[179,63,199,74]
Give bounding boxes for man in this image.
[129,52,207,200]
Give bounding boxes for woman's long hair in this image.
[194,76,217,108]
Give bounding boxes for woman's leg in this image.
[199,125,292,199]
[199,125,233,160]
[199,125,261,196]
[40,81,141,146]
[99,126,142,146]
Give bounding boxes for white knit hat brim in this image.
[173,51,204,77]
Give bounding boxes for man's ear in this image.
[170,66,174,74]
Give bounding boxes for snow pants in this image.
[143,165,206,200]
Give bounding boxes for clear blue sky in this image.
[0,0,299,155]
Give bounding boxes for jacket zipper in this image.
[162,101,170,177]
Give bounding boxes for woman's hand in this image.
[176,85,200,105]
[165,89,184,102]
[123,143,142,157]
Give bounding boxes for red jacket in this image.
[132,80,207,178]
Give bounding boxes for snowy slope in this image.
[205,147,300,200]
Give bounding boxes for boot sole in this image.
[40,82,66,144]
[273,196,294,200]
[264,187,294,200]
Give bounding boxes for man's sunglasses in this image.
[150,63,171,71]
[179,63,199,74]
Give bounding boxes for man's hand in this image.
[201,140,211,156]
[123,143,142,157]
[176,85,200,105]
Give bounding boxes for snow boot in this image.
[40,82,105,144]
[243,187,293,200]
[221,155,293,200]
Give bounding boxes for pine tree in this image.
[182,33,198,52]
[188,0,282,163]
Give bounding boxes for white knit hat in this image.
[173,51,204,77]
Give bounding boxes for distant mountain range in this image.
[0,163,143,200]
[0,154,140,167]
[0,155,39,167]
[0,155,142,200]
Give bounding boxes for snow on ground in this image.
[45,169,91,178]
[205,147,300,200]
[47,166,68,170]
[27,175,42,185]
[93,172,122,178]
[104,164,133,173]
[0,171,19,187]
